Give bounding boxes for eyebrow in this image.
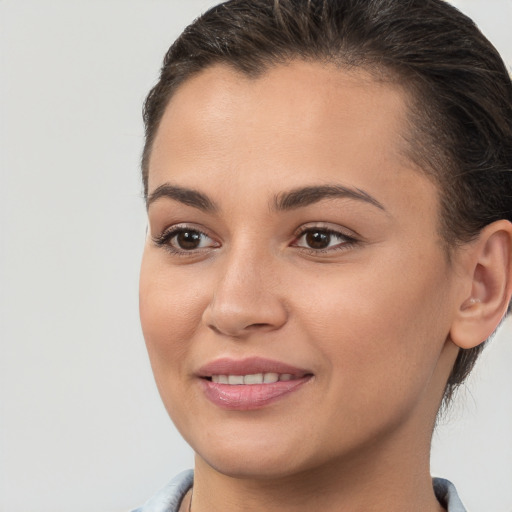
[146,184,217,212]
[273,185,385,212]
[146,182,385,213]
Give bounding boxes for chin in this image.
[199,448,313,481]
[186,422,321,480]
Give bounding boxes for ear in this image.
[450,220,512,349]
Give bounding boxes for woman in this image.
[135,0,512,510]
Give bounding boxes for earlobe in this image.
[450,220,512,350]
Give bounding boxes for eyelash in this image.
[152,225,359,256]
[152,225,218,256]
[291,226,358,255]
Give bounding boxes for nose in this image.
[202,249,288,338]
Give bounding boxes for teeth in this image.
[228,375,244,385]
[211,372,296,385]
[263,372,279,383]
[244,373,263,384]
[212,375,228,384]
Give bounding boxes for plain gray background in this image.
[1,1,511,511]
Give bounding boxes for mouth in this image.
[197,357,313,410]
[207,372,303,385]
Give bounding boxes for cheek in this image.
[290,249,452,415]
[139,250,208,370]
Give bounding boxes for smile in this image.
[210,373,297,384]
[198,357,313,410]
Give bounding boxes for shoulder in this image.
[131,470,194,512]
[433,477,467,512]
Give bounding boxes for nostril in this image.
[207,322,272,336]
[208,324,222,335]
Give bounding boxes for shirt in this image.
[132,470,467,512]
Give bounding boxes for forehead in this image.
[148,61,432,216]
[149,61,417,183]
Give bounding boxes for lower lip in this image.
[201,377,312,410]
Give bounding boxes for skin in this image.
[140,61,485,511]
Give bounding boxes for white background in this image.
[1,1,511,511]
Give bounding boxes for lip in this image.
[197,357,313,410]
[197,356,310,378]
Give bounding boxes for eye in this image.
[153,226,219,253]
[292,227,356,252]
[170,229,212,250]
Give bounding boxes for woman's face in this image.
[140,61,461,478]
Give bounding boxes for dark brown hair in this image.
[142,0,512,401]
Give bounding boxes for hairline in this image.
[142,57,456,261]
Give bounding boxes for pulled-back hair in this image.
[142,0,512,401]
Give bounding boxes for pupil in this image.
[177,231,201,250]
[306,231,330,249]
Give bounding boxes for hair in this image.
[141,0,512,402]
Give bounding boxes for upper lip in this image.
[197,357,311,377]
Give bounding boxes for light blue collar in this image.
[132,470,467,512]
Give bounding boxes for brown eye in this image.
[304,231,331,249]
[293,228,354,252]
[154,227,219,252]
[173,230,204,250]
